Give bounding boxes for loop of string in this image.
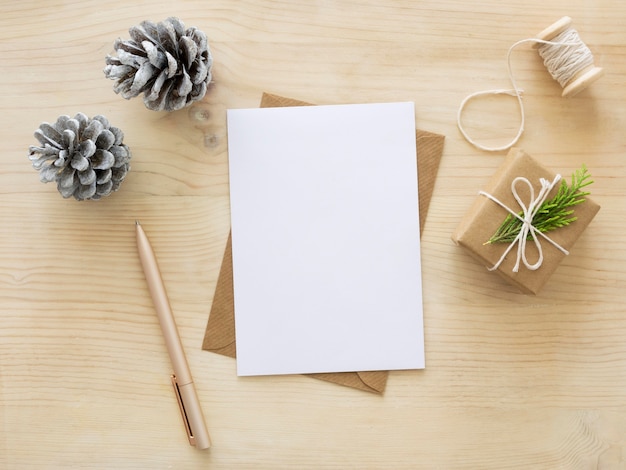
[479,174,569,272]
[457,28,595,152]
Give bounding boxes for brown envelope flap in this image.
[202,232,236,356]
[202,93,445,394]
[416,129,445,231]
[305,371,387,394]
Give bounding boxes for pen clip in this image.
[171,375,196,446]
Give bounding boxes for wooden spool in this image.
[534,16,603,97]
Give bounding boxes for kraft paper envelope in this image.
[202,92,445,393]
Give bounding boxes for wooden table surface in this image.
[1,1,625,468]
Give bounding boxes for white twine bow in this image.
[479,174,570,272]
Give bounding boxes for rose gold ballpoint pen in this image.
[135,221,211,450]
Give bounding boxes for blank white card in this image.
[227,102,425,376]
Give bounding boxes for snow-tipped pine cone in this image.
[28,113,131,201]
[104,17,213,112]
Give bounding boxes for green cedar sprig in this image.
[486,165,593,245]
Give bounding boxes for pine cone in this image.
[28,113,131,201]
[104,17,213,112]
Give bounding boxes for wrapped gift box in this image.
[452,148,600,295]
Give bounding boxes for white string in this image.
[538,28,595,87]
[457,28,595,152]
[479,174,569,273]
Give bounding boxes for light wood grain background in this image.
[1,1,625,468]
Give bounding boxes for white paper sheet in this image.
[227,102,425,376]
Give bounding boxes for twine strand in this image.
[457,28,596,152]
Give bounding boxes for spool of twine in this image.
[457,16,604,152]
[534,16,603,98]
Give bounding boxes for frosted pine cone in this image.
[104,17,213,112]
[28,113,131,201]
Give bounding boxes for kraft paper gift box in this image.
[202,92,445,393]
[452,148,600,295]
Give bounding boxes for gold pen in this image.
[135,221,211,450]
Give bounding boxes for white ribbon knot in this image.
[479,174,569,272]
